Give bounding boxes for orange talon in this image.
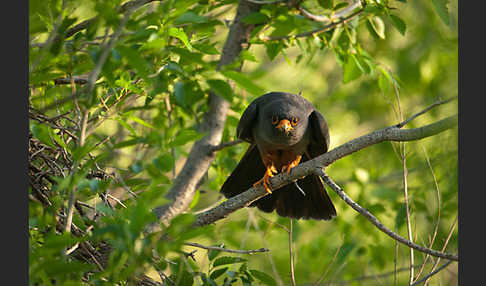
[282,155,302,175]
[253,164,277,193]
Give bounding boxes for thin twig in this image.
[423,217,457,286]
[393,82,415,285]
[315,169,458,261]
[261,4,364,41]
[410,261,455,286]
[244,0,287,4]
[289,219,297,286]
[329,264,424,285]
[209,139,243,152]
[298,7,330,23]
[165,96,176,178]
[314,243,343,286]
[249,211,285,286]
[183,242,269,254]
[396,97,457,128]
[53,76,89,85]
[64,242,80,256]
[413,145,441,282]
[298,0,363,23]
[106,193,127,208]
[84,12,132,99]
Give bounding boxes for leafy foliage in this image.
[29,0,457,285]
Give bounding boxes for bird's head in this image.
[271,115,299,135]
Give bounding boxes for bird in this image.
[220,92,337,220]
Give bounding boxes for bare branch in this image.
[330,264,424,285]
[413,145,442,282]
[313,243,342,286]
[210,139,244,152]
[289,219,297,286]
[315,169,458,262]
[423,217,457,285]
[183,242,269,254]
[193,115,457,228]
[298,7,330,23]
[244,0,287,4]
[54,76,89,85]
[409,261,455,286]
[262,1,364,41]
[396,97,457,128]
[249,211,285,286]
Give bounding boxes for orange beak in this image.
[275,119,293,133]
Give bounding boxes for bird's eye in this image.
[291,117,299,126]
[272,115,279,125]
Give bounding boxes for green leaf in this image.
[169,129,205,147]
[213,256,247,267]
[242,12,270,24]
[264,42,284,61]
[221,71,265,95]
[249,270,277,286]
[269,14,295,37]
[209,267,228,280]
[378,72,390,93]
[115,117,137,136]
[29,72,65,85]
[178,270,194,286]
[336,242,356,264]
[30,123,66,149]
[342,55,363,83]
[317,0,333,9]
[240,50,258,62]
[152,154,175,172]
[367,203,387,214]
[353,54,371,75]
[377,66,395,93]
[334,2,349,10]
[432,0,450,25]
[395,204,407,229]
[208,246,221,261]
[168,27,193,51]
[370,16,385,39]
[207,79,233,102]
[173,80,205,108]
[127,115,155,129]
[363,4,384,14]
[117,46,152,78]
[188,190,200,209]
[114,138,141,149]
[175,12,208,25]
[193,43,220,55]
[388,14,406,36]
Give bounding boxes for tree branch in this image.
[409,261,455,286]
[191,115,458,262]
[183,242,269,254]
[315,169,458,261]
[193,115,457,228]
[147,0,263,231]
[262,1,364,41]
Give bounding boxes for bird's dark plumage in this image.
[220,92,336,220]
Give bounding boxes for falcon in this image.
[220,92,337,220]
